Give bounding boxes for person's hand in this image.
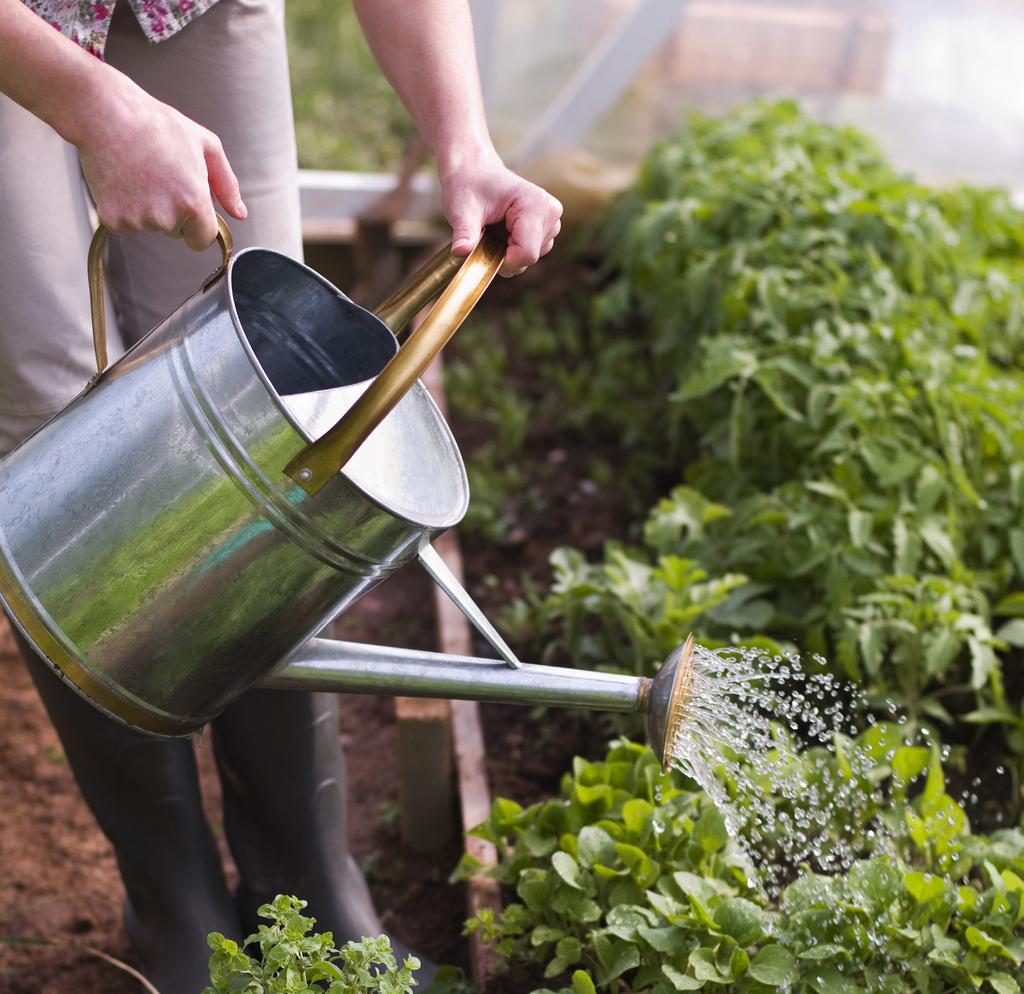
[74,68,246,250]
[440,150,562,277]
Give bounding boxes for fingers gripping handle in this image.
[86,215,234,382]
[283,227,506,497]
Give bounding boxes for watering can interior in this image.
[230,250,468,529]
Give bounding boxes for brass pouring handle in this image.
[373,241,465,334]
[87,214,234,379]
[283,227,506,496]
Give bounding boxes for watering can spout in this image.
[643,634,695,773]
[261,634,696,772]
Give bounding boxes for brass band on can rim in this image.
[0,545,201,737]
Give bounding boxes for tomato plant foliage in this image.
[450,100,1024,755]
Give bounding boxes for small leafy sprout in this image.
[203,894,419,994]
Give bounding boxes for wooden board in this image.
[422,357,503,989]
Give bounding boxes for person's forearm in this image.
[0,0,116,146]
[351,0,496,176]
[0,0,244,247]
[352,0,563,271]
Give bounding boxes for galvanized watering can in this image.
[0,220,694,771]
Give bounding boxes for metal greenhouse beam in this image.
[511,0,689,166]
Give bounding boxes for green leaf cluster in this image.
[203,895,420,994]
[462,740,1024,994]
[449,100,1024,762]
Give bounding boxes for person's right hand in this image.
[75,69,247,250]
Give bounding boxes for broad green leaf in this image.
[521,828,559,857]
[572,970,597,994]
[693,808,729,854]
[965,927,1021,964]
[808,965,864,994]
[518,870,551,910]
[489,797,525,832]
[596,936,641,983]
[969,637,999,690]
[661,963,703,991]
[713,897,766,945]
[577,826,616,868]
[614,843,660,888]
[915,465,946,514]
[988,973,1021,994]
[621,799,655,838]
[904,871,946,904]
[638,926,691,955]
[848,859,901,909]
[924,628,962,677]
[689,947,730,984]
[552,852,585,890]
[531,926,564,946]
[891,747,930,789]
[920,519,956,570]
[996,618,1024,648]
[748,945,796,986]
[848,508,873,548]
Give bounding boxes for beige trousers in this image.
[0,0,303,455]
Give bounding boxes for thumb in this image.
[449,206,485,258]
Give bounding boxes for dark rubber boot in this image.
[212,688,437,984]
[15,628,241,994]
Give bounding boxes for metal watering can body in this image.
[0,221,504,735]
[0,220,696,770]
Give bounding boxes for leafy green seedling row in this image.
[460,739,1024,994]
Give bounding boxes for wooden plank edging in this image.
[422,357,503,990]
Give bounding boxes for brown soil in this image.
[0,563,466,994]
[0,563,600,994]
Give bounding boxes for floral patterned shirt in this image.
[23,0,221,58]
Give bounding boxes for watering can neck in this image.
[264,636,695,773]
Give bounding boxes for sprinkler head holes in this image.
[644,633,696,774]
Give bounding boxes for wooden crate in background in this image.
[663,1,891,95]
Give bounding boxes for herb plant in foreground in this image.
[203,895,419,994]
[461,740,1024,994]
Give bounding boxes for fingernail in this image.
[238,200,248,219]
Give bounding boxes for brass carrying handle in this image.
[87,214,234,379]
[283,227,506,497]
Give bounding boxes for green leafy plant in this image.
[203,895,420,994]
[449,100,1024,779]
[461,740,1024,994]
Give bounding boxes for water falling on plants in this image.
[666,643,902,893]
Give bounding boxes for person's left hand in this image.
[440,150,563,276]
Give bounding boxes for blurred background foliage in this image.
[286,0,412,171]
